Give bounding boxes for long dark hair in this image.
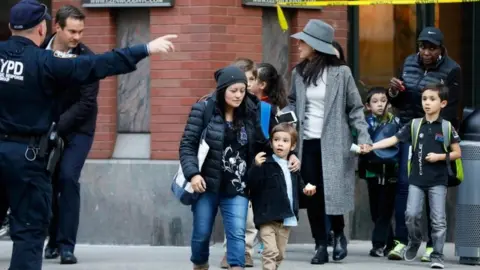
[296,46,344,87]
[257,63,288,109]
[215,86,248,130]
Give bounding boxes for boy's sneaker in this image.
[404,242,421,261]
[388,241,407,260]
[430,256,445,269]
[369,247,384,257]
[421,247,434,262]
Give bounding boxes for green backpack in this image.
[408,118,464,187]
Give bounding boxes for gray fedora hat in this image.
[291,19,336,56]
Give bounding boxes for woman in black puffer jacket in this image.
[179,66,258,270]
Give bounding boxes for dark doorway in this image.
[0,0,52,41]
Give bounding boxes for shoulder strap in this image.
[260,101,272,140]
[411,118,422,151]
[441,119,451,151]
[202,99,215,130]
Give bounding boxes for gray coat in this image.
[287,65,371,215]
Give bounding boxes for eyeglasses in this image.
[418,42,440,51]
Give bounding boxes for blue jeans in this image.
[405,185,447,257]
[191,192,248,267]
[394,142,410,244]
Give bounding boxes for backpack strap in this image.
[410,118,423,151]
[202,99,215,131]
[441,119,451,152]
[260,101,272,140]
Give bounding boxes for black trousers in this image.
[0,140,52,270]
[301,139,344,246]
[48,133,93,253]
[366,177,396,249]
[0,183,8,224]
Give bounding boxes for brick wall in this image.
[57,1,347,160]
[149,0,263,159]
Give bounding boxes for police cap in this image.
[9,0,52,31]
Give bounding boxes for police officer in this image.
[0,1,177,269]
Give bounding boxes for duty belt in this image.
[0,133,41,144]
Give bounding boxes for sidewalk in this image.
[0,240,474,269]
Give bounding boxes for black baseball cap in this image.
[418,27,444,46]
[10,0,52,31]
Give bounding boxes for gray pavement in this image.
[0,240,475,269]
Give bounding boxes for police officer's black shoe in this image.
[44,247,59,259]
[60,251,78,264]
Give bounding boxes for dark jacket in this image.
[40,34,99,137]
[247,156,305,228]
[179,94,258,194]
[390,53,462,128]
[358,113,399,180]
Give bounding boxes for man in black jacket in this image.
[41,5,99,264]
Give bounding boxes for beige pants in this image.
[223,201,257,257]
[259,222,291,270]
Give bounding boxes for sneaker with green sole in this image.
[421,247,434,262]
[388,241,406,260]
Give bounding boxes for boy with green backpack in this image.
[365,83,463,269]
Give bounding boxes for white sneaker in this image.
[430,256,445,269]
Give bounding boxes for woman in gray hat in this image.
[287,19,371,264]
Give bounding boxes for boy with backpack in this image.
[358,87,400,258]
[365,83,462,269]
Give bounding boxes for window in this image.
[357,5,417,89]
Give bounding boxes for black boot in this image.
[60,251,78,264]
[311,245,329,264]
[44,246,59,259]
[333,232,348,261]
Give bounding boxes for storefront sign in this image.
[82,0,174,7]
[242,0,320,8]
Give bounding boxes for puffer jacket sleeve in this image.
[179,101,208,182]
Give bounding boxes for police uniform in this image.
[1,1,152,269]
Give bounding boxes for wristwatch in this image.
[388,88,399,98]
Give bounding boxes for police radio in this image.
[38,122,64,173]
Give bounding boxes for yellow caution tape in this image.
[278,0,480,6]
[276,2,289,31]
[276,0,480,30]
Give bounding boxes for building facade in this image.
[66,0,348,161]
[0,0,478,245]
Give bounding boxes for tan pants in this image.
[259,222,291,270]
[223,201,257,257]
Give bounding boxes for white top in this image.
[46,36,72,53]
[303,71,327,139]
[272,154,297,227]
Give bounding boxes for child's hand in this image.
[303,183,316,196]
[425,153,442,163]
[255,152,267,166]
[360,144,372,154]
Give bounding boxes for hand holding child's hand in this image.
[255,152,267,166]
[360,144,373,154]
[425,153,441,163]
[303,183,316,196]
